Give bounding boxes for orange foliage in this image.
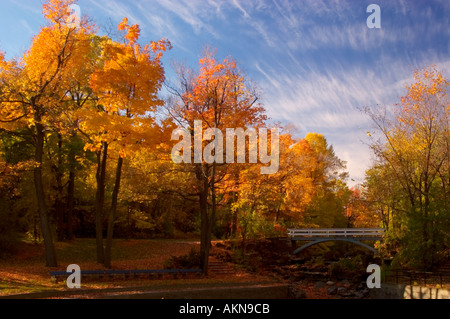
[80,18,171,154]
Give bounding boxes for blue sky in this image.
[1,0,449,185]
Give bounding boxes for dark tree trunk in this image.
[104,156,124,269]
[66,169,75,240]
[199,182,209,272]
[198,165,211,274]
[34,120,58,267]
[55,133,66,241]
[95,142,108,264]
[66,133,77,240]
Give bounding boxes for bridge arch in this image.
[292,238,378,254]
[288,228,384,255]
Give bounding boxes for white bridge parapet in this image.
[287,228,385,240]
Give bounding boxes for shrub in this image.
[304,256,327,271]
[329,255,365,281]
[163,248,202,269]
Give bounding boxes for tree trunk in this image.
[104,156,124,269]
[55,133,65,241]
[66,169,75,240]
[66,133,77,240]
[95,142,108,264]
[199,174,210,274]
[197,163,211,274]
[207,162,217,260]
[34,121,58,267]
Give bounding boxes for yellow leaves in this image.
[125,25,141,45]
[0,50,5,67]
[179,49,265,132]
[118,18,129,31]
[397,65,449,132]
[150,39,172,53]
[43,0,75,24]
[149,39,172,60]
[23,2,94,102]
[80,17,171,158]
[117,17,144,46]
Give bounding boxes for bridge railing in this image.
[287,228,385,239]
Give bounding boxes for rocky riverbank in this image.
[211,238,379,299]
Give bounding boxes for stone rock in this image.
[327,286,338,295]
[338,279,352,289]
[337,286,356,298]
[326,281,335,286]
[361,288,370,297]
[357,282,366,290]
[337,287,347,294]
[289,286,307,299]
[314,281,327,289]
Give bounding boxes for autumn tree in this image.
[299,133,350,228]
[0,0,94,266]
[224,128,352,259]
[365,66,449,269]
[79,18,171,267]
[345,186,381,228]
[269,133,349,227]
[231,131,296,230]
[167,49,267,272]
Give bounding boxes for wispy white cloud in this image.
[19,19,35,36]
[84,0,143,26]
[232,0,250,18]
[146,0,220,37]
[226,0,449,53]
[7,0,42,15]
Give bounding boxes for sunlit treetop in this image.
[81,18,172,154]
[181,49,266,131]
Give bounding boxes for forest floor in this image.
[0,238,310,298]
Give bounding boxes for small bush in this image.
[231,246,262,272]
[304,256,327,271]
[163,248,202,269]
[329,255,365,280]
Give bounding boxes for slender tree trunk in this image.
[104,156,124,269]
[55,133,65,241]
[66,133,77,240]
[207,161,217,254]
[95,142,108,264]
[198,162,219,274]
[34,121,58,267]
[196,163,212,274]
[66,169,75,240]
[199,174,210,273]
[231,192,238,238]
